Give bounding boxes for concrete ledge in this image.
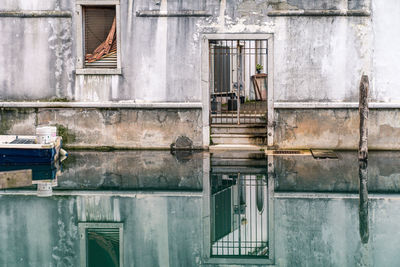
[0,190,203,197]
[136,10,212,17]
[275,192,400,200]
[268,9,370,17]
[275,102,400,109]
[75,68,122,75]
[0,11,72,18]
[4,101,400,109]
[64,144,204,150]
[76,0,119,5]
[0,101,203,109]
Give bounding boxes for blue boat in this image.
[0,162,59,181]
[0,135,62,165]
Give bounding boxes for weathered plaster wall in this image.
[0,16,74,100]
[0,0,391,104]
[273,16,371,102]
[58,151,203,190]
[196,0,372,102]
[0,194,202,267]
[0,0,72,10]
[1,0,399,149]
[274,151,400,193]
[275,108,400,150]
[275,197,400,267]
[1,192,400,266]
[0,108,202,149]
[0,0,374,103]
[0,108,36,135]
[372,0,400,102]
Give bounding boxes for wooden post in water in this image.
[359,75,369,161]
[359,160,369,244]
[358,74,369,243]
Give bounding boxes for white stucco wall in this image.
[372,0,400,102]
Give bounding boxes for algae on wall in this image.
[56,124,76,144]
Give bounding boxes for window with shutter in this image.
[84,6,117,69]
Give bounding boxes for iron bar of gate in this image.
[255,41,258,124]
[231,40,234,124]
[236,41,240,124]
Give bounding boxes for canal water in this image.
[0,150,399,266]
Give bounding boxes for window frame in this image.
[75,0,121,75]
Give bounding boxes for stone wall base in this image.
[275,108,400,150]
[0,107,203,149]
[3,107,400,150]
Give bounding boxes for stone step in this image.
[211,134,268,145]
[211,114,266,124]
[211,124,267,134]
[209,144,265,151]
[211,158,267,167]
[211,150,266,159]
[211,166,267,174]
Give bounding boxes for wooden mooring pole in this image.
[359,160,369,244]
[358,74,369,243]
[359,75,369,161]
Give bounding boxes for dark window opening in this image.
[84,6,117,68]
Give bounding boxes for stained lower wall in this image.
[4,106,400,150]
[0,194,203,267]
[59,151,203,190]
[274,108,400,150]
[0,107,203,149]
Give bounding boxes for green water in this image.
[0,151,399,266]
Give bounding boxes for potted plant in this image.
[256,64,263,74]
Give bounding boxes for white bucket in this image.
[37,182,53,197]
[36,126,57,144]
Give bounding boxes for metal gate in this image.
[209,39,268,124]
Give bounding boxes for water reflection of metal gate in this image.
[209,40,268,125]
[210,174,269,257]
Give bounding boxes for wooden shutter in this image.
[84,6,117,68]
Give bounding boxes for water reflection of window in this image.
[79,223,123,267]
[210,174,269,258]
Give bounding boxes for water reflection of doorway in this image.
[211,174,268,257]
[204,169,274,265]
